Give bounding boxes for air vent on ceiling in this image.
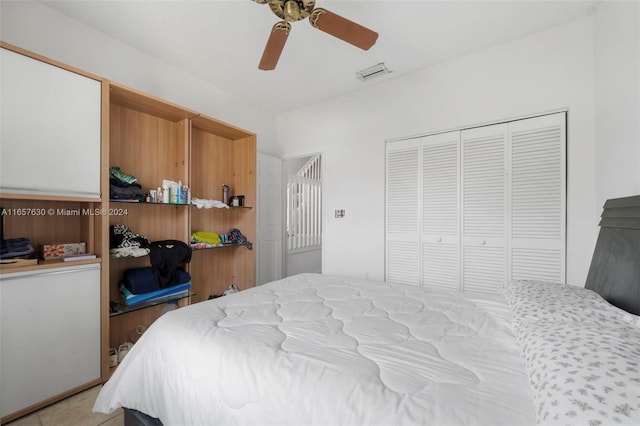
[355,63,391,82]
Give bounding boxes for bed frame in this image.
[122,195,640,426]
[124,408,162,426]
[585,194,640,315]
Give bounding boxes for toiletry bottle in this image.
[162,184,170,203]
[222,184,229,205]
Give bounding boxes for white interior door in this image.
[257,153,283,285]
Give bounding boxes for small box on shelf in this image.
[41,242,87,259]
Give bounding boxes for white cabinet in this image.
[386,113,566,293]
[0,47,101,198]
[0,264,101,419]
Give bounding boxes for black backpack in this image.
[149,240,192,288]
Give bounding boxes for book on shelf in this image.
[62,254,97,262]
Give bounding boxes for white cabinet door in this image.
[421,131,460,291]
[386,141,420,285]
[0,48,101,198]
[461,124,508,294]
[0,264,101,419]
[509,113,566,283]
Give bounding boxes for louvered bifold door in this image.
[421,132,460,291]
[386,141,420,285]
[461,124,508,294]
[509,113,566,283]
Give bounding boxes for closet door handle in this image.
[479,239,486,245]
[436,237,442,242]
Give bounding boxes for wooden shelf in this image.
[0,258,102,274]
[191,243,243,251]
[109,82,197,123]
[105,73,256,383]
[0,193,102,203]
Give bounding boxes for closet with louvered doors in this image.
[385,130,461,290]
[385,112,566,293]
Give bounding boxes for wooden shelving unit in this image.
[0,42,257,421]
[189,114,256,303]
[106,84,256,372]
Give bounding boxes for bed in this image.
[93,195,640,426]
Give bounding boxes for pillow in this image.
[501,279,639,328]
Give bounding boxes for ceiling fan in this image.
[252,0,379,70]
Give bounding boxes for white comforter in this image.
[94,274,536,425]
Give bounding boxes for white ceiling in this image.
[41,0,597,116]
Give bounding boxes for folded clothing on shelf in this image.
[223,228,253,249]
[191,231,222,245]
[0,238,34,259]
[109,166,138,185]
[110,224,151,258]
[109,166,144,201]
[190,197,228,209]
[120,281,191,307]
[122,266,191,295]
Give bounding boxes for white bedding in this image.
[94,273,536,425]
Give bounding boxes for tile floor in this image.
[5,385,123,426]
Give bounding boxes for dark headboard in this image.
[585,195,640,315]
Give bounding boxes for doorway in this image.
[284,154,322,276]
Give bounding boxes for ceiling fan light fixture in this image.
[254,0,378,70]
[284,0,301,21]
[355,63,391,82]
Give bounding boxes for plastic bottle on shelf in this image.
[162,184,170,203]
[176,180,183,204]
[222,184,230,205]
[170,182,178,204]
[161,301,177,315]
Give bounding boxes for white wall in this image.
[594,1,640,205]
[0,0,279,155]
[277,14,628,287]
[2,1,637,288]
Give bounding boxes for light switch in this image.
[334,209,345,218]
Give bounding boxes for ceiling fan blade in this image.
[309,8,378,51]
[259,21,291,70]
